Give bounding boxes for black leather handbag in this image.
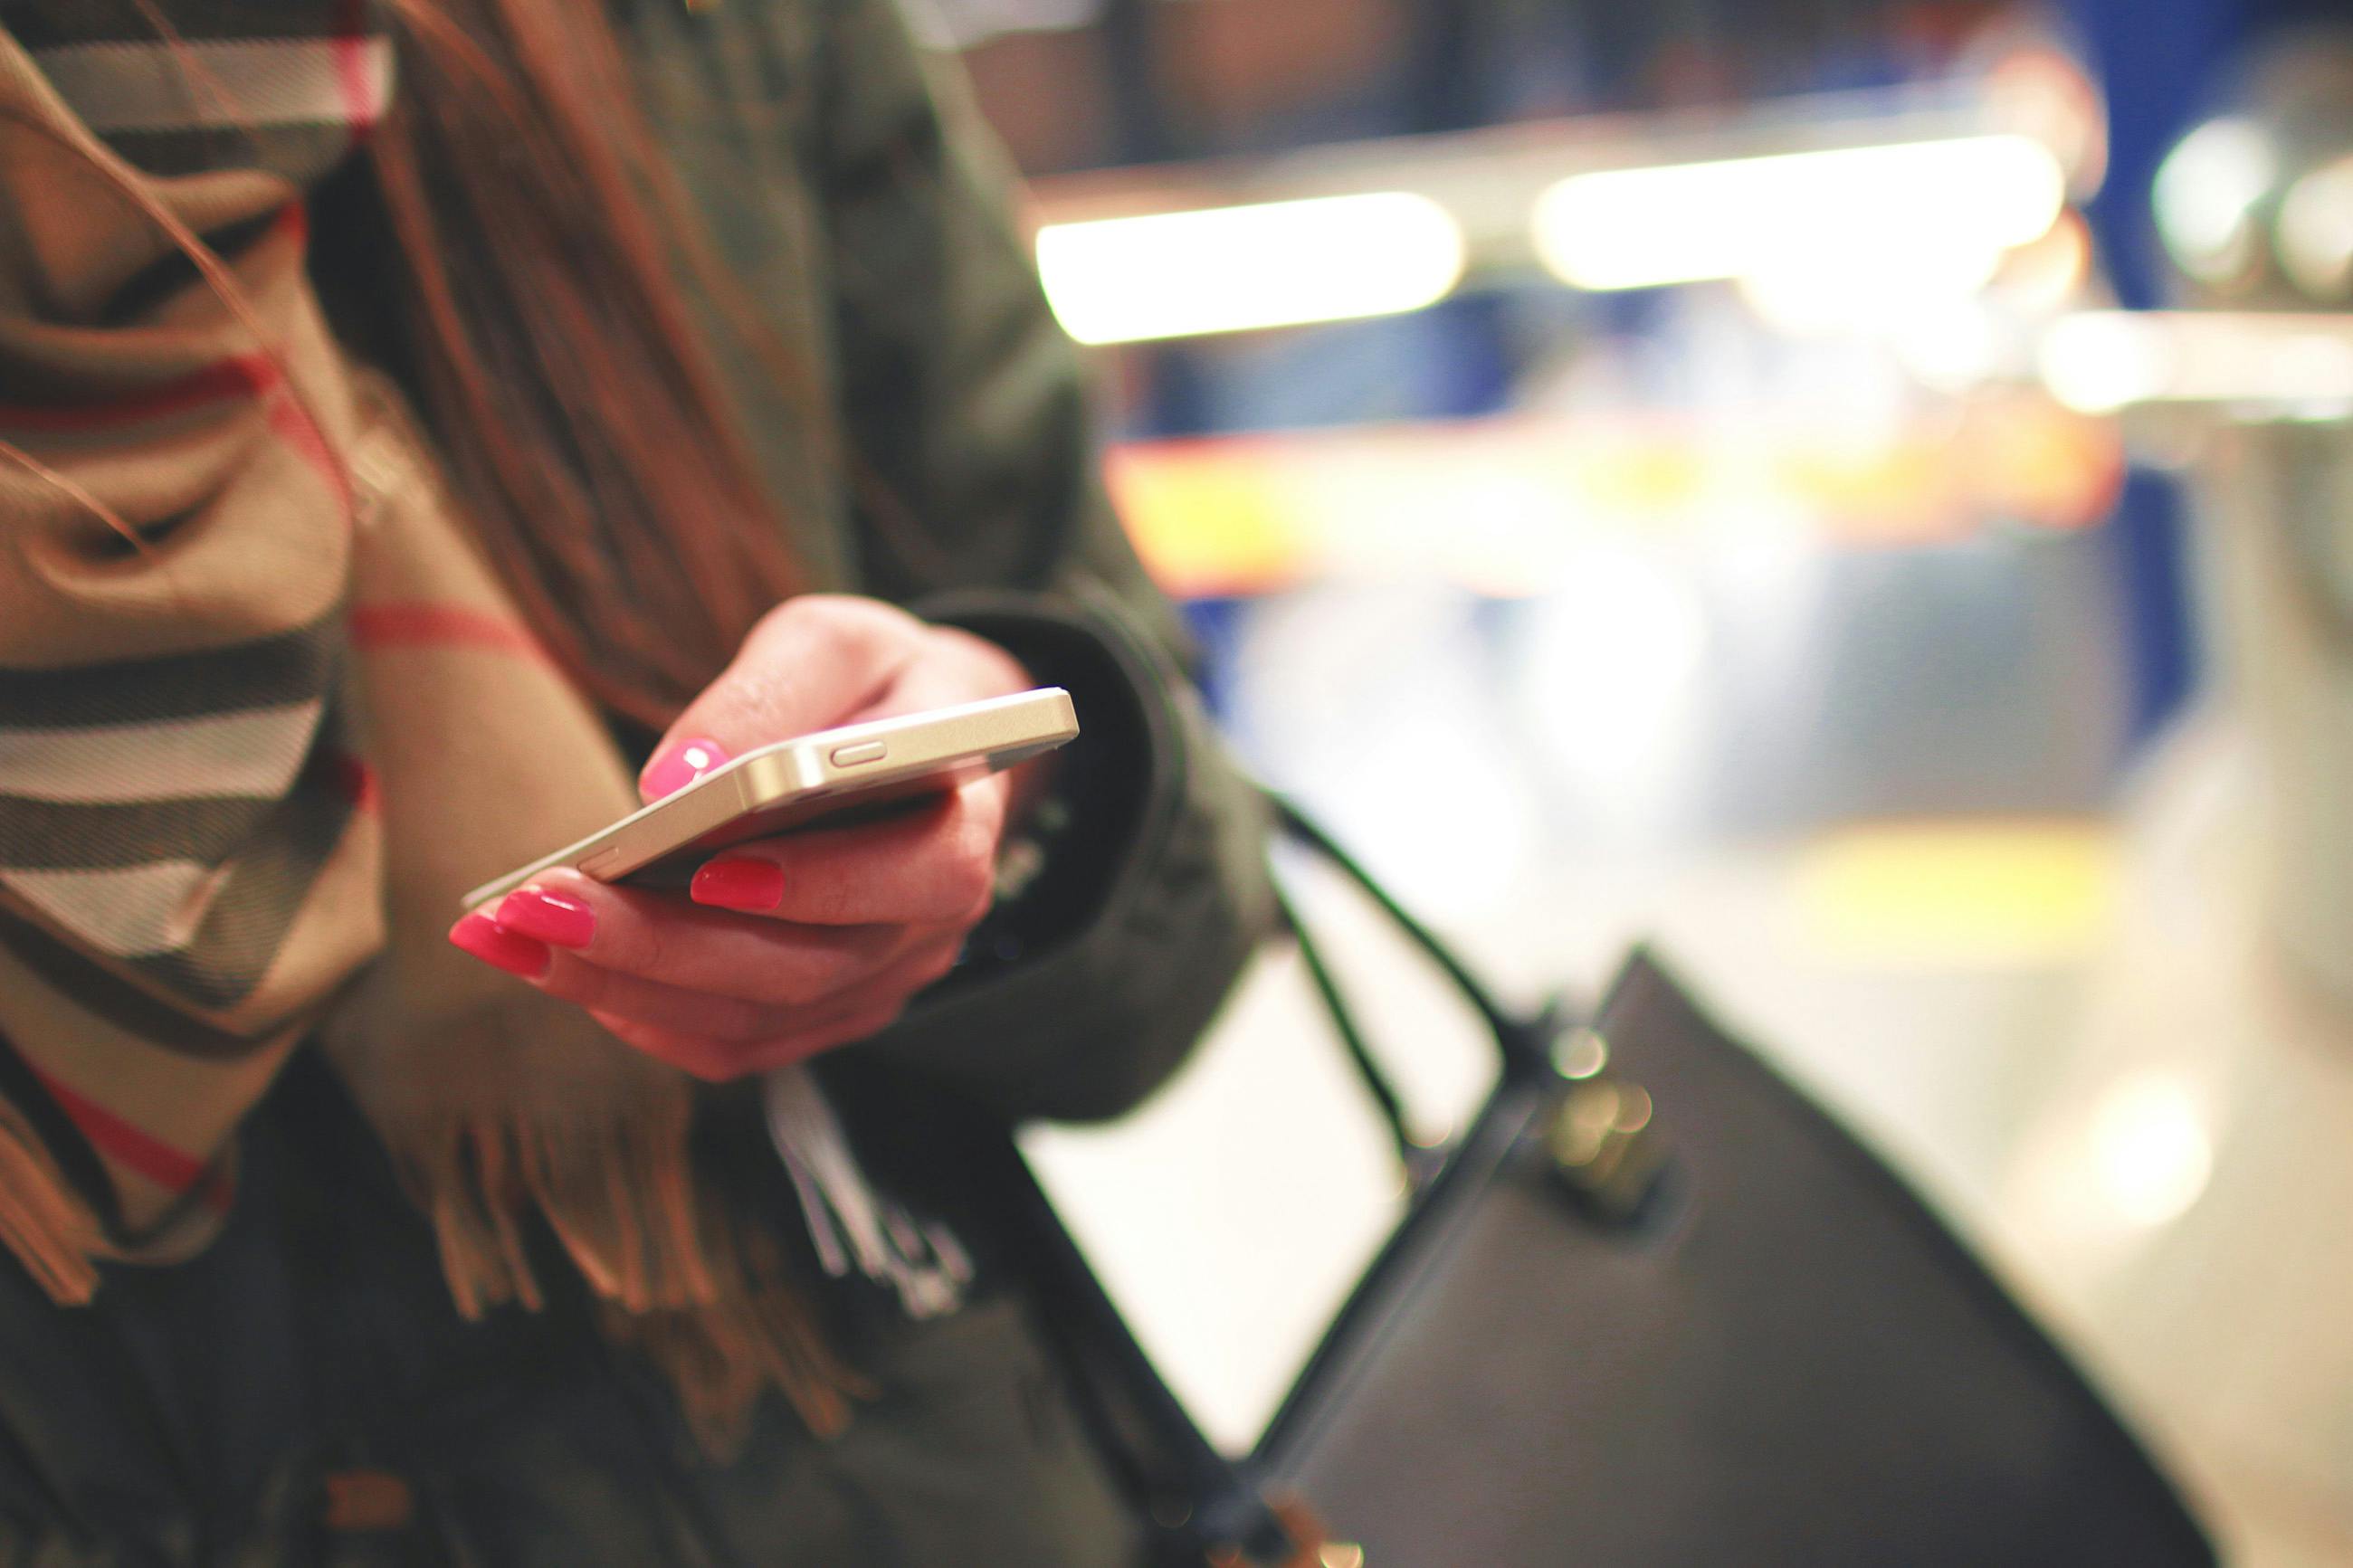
[970,800,2218,1567]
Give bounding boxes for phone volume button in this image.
[578,847,624,878]
[830,741,887,766]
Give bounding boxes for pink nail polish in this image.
[494,886,595,949]
[691,858,786,912]
[448,911,552,979]
[642,736,730,800]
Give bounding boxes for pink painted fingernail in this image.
[691,858,785,912]
[448,911,551,979]
[494,886,595,949]
[642,736,730,800]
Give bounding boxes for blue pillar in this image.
[2062,0,2247,743]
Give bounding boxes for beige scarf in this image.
[0,25,901,1450]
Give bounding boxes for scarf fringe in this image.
[0,1102,100,1305]
[398,1102,871,1455]
[602,1224,879,1457]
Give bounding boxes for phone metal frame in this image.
[461,687,1077,909]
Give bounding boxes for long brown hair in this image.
[369,0,809,727]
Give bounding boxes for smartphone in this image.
[461,687,1078,909]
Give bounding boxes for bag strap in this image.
[1268,799,1545,1076]
[1281,900,1419,1174]
[987,793,1550,1566]
[967,1119,1310,1566]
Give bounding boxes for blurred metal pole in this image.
[1099,0,1179,165]
[1398,0,1517,419]
[1402,0,1482,135]
[1093,0,1196,441]
[2059,0,2241,744]
[2061,0,2239,312]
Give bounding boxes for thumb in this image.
[638,595,926,802]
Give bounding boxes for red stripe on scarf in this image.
[0,356,277,434]
[350,603,554,664]
[27,1064,224,1209]
[0,199,349,524]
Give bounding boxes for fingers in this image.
[489,870,908,1003]
[640,596,929,803]
[455,873,968,1080]
[461,600,1039,1079]
[529,925,953,1031]
[636,607,1037,806]
[590,1002,913,1081]
[686,781,1009,927]
[576,934,963,1080]
[849,623,1034,720]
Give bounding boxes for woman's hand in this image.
[448,594,1038,1079]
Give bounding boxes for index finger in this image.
[639,596,926,802]
[686,780,1010,927]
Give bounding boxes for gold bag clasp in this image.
[1545,1028,1669,1222]
[1207,1497,1364,1568]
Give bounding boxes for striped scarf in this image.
[0,4,962,1449]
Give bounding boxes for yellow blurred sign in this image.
[1793,819,2120,968]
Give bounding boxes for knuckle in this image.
[624,913,674,978]
[600,1015,735,1083]
[589,1009,652,1052]
[803,606,861,667]
[677,1054,739,1084]
[767,594,918,660]
[760,595,830,641]
[805,1009,895,1058]
[939,832,996,912]
[709,996,777,1043]
[800,879,863,927]
[672,1036,746,1082]
[550,961,614,1013]
[754,959,830,1009]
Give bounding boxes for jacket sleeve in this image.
[807,0,1276,1122]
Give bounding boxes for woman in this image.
[0,0,1272,1561]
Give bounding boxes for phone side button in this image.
[578,847,625,879]
[830,741,888,767]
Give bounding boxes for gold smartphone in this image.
[461,688,1078,909]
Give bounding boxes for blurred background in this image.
[908,0,2353,1561]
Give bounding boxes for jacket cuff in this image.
[910,585,1165,981]
[872,586,1267,1119]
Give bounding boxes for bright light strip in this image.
[1530,134,2067,291]
[1034,192,1467,345]
[2039,310,2353,413]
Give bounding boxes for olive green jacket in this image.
[0,0,1272,1562]
[624,0,1277,1123]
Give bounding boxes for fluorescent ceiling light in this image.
[1739,244,2005,336]
[1530,133,2067,292]
[2039,310,2353,413]
[1035,192,1467,346]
